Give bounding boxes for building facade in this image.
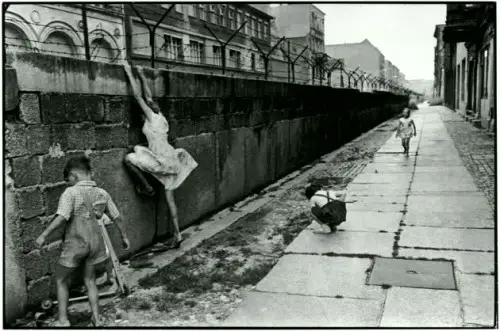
[269,4,327,84]
[125,3,289,81]
[433,24,445,99]
[442,3,495,130]
[325,39,386,79]
[5,4,126,63]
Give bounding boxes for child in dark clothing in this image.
[36,156,130,327]
[305,184,347,234]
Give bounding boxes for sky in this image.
[314,3,446,80]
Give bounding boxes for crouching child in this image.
[305,184,347,234]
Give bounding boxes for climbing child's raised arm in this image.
[123,64,154,122]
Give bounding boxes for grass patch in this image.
[119,296,154,311]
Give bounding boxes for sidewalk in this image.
[224,105,496,327]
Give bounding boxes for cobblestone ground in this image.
[438,108,496,208]
[24,118,400,328]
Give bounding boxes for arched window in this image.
[43,31,76,57]
[5,23,31,51]
[90,38,116,63]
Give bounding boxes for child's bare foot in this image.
[52,319,71,327]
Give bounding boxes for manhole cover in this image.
[367,258,457,290]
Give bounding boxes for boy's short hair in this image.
[64,156,92,180]
[305,184,322,200]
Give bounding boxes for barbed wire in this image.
[4,10,411,93]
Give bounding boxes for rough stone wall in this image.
[4,52,408,319]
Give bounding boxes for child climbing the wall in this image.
[396,108,417,156]
[305,184,347,234]
[35,156,130,327]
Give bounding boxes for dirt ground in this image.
[19,118,400,328]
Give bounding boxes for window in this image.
[228,7,235,29]
[190,40,204,64]
[198,4,206,20]
[244,14,250,34]
[264,22,269,39]
[461,59,465,101]
[229,49,241,68]
[209,4,217,24]
[175,4,182,13]
[213,45,222,66]
[481,47,489,98]
[237,10,243,29]
[252,18,257,37]
[251,53,256,71]
[258,55,265,71]
[165,35,183,60]
[218,5,226,26]
[188,4,195,17]
[456,63,460,102]
[256,20,260,39]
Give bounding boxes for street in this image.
[224,105,495,327]
[39,104,495,328]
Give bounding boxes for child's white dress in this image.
[396,118,414,139]
[128,112,198,190]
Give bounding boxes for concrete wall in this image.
[4,51,408,322]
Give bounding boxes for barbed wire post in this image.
[287,40,291,83]
[322,58,342,87]
[281,44,308,83]
[343,66,359,89]
[129,3,175,68]
[81,4,91,60]
[205,21,246,75]
[252,36,285,80]
[366,75,377,90]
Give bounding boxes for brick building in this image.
[5,4,126,63]
[442,3,495,130]
[269,4,327,84]
[125,3,289,81]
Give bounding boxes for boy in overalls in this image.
[36,156,130,327]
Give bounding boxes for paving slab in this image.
[256,255,384,299]
[285,230,394,256]
[361,163,414,173]
[398,249,495,274]
[457,273,495,326]
[417,147,460,155]
[406,195,491,213]
[346,183,410,195]
[404,211,494,228]
[347,202,405,212]
[224,291,383,327]
[346,195,407,204]
[399,227,494,251]
[410,179,479,193]
[367,257,456,290]
[371,154,416,164]
[416,159,464,166]
[351,173,413,184]
[380,287,461,327]
[413,171,475,182]
[332,211,402,232]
